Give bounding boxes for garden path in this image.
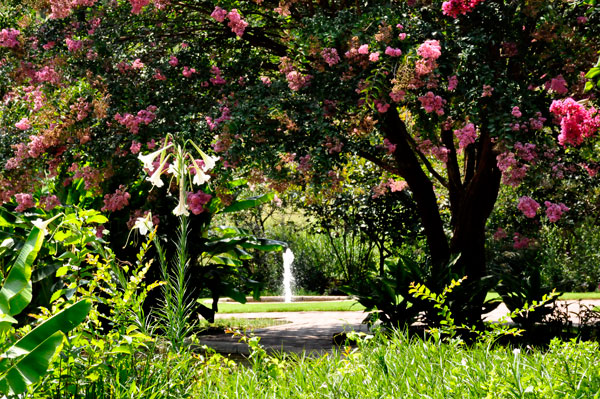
[198,300,600,355]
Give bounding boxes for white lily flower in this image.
[193,169,211,186]
[199,149,219,171]
[31,214,62,236]
[132,212,153,236]
[138,143,173,172]
[147,158,168,188]
[172,180,189,217]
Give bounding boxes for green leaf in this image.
[585,81,594,92]
[3,300,91,360]
[585,68,600,79]
[86,215,108,224]
[239,239,285,252]
[0,227,45,318]
[221,193,275,213]
[0,331,64,395]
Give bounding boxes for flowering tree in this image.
[0,0,598,323]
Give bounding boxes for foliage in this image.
[0,220,91,396]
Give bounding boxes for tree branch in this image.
[357,150,400,175]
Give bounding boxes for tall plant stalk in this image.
[153,215,196,352]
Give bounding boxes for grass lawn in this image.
[199,317,289,331]
[207,292,600,314]
[213,300,366,313]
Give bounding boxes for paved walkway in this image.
[198,300,600,355]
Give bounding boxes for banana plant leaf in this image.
[221,192,274,213]
[0,331,64,395]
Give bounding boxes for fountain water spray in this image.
[282,248,295,303]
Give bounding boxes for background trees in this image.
[0,0,599,323]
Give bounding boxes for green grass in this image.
[199,317,290,330]
[212,292,600,314]
[215,300,366,313]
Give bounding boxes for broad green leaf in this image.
[584,67,600,79]
[3,300,91,360]
[239,239,285,252]
[86,215,108,224]
[0,331,64,395]
[220,192,275,213]
[0,227,45,317]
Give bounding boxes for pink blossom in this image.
[418,91,446,116]
[187,191,212,215]
[511,106,522,118]
[357,44,369,55]
[28,135,47,158]
[550,98,599,147]
[481,84,494,97]
[42,41,56,50]
[390,89,405,102]
[513,233,531,250]
[514,142,536,162]
[286,71,312,91]
[114,105,157,134]
[385,47,402,57]
[447,75,458,91]
[14,193,35,212]
[398,33,407,40]
[442,0,485,18]
[154,69,166,80]
[210,66,226,85]
[493,227,507,240]
[372,181,388,198]
[35,66,60,84]
[383,138,397,154]
[169,56,178,67]
[544,74,568,95]
[182,66,196,77]
[227,9,248,37]
[529,112,546,130]
[417,40,441,60]
[0,28,20,48]
[431,146,450,163]
[260,76,272,86]
[388,179,408,192]
[577,16,588,24]
[517,196,540,218]
[544,201,569,222]
[101,185,130,212]
[41,195,61,211]
[65,38,83,52]
[130,141,142,154]
[454,123,477,149]
[129,0,150,14]
[15,117,31,130]
[131,58,144,69]
[375,100,390,113]
[369,52,380,62]
[211,6,227,22]
[321,47,340,66]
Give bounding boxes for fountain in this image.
[282,248,295,303]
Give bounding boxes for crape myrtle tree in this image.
[0,0,598,323]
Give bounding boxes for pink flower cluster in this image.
[187,191,212,215]
[15,193,35,212]
[514,142,536,162]
[447,75,458,91]
[182,66,196,77]
[390,88,405,102]
[388,179,408,192]
[517,196,540,218]
[205,105,231,131]
[454,122,477,149]
[544,201,569,223]
[374,100,390,113]
[383,138,397,154]
[0,28,20,48]
[114,105,157,134]
[417,40,441,60]
[513,233,531,250]
[15,117,31,130]
[286,71,312,91]
[544,75,568,95]
[35,66,61,85]
[497,152,527,187]
[550,97,599,147]
[321,48,340,66]
[511,106,522,118]
[70,97,91,121]
[442,0,486,18]
[210,7,248,37]
[210,66,226,85]
[324,136,343,154]
[130,0,150,14]
[481,84,493,97]
[385,47,402,57]
[101,185,130,212]
[65,38,83,52]
[418,91,446,115]
[41,195,61,211]
[493,227,507,240]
